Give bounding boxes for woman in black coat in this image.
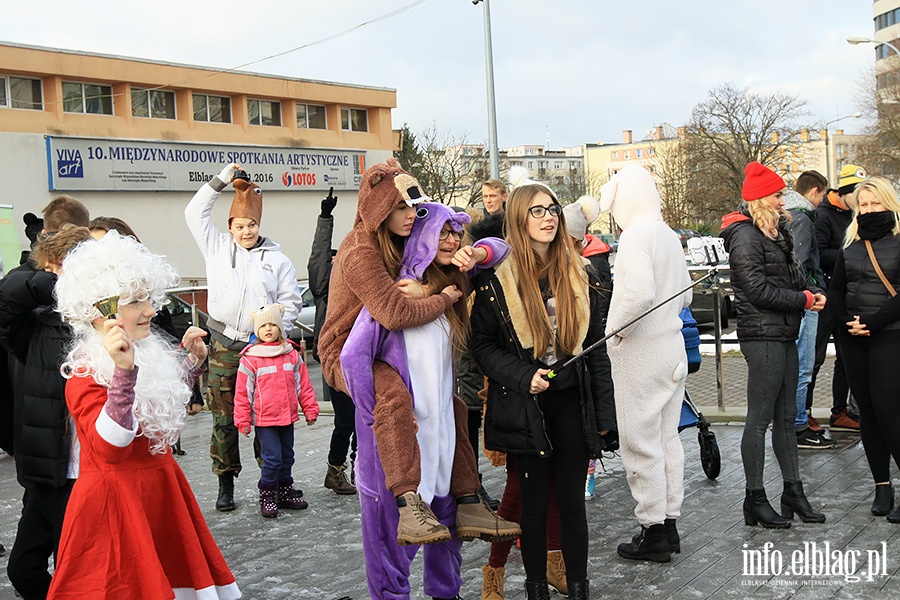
[721,162,827,530]
[469,182,615,600]
[827,176,900,521]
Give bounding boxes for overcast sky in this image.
[2,0,880,149]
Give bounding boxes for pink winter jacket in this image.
[234,341,319,433]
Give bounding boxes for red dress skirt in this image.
[48,375,240,600]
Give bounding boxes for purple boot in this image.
[259,481,279,518]
[278,478,309,510]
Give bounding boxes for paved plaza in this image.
[0,354,898,599]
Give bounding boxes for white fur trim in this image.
[508,165,531,188]
[173,582,241,600]
[577,195,601,223]
[95,408,138,447]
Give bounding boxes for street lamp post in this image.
[474,0,500,180]
[848,36,900,60]
[824,112,862,186]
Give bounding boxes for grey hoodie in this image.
[783,190,824,291]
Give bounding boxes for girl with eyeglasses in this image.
[469,183,616,600]
[319,161,520,599]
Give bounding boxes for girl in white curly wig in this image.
[49,231,240,599]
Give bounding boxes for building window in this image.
[0,75,42,110]
[62,81,113,114]
[341,107,368,132]
[193,94,231,123]
[648,147,655,156]
[248,99,281,127]
[554,161,563,169]
[636,149,643,158]
[131,88,175,119]
[624,150,631,159]
[611,151,619,159]
[297,103,326,129]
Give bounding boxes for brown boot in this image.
[546,550,568,597]
[396,492,452,546]
[324,463,357,495]
[455,494,522,542]
[482,564,505,600]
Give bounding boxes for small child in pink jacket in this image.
[235,303,319,517]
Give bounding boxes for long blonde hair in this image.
[746,198,790,240]
[504,184,586,359]
[843,176,900,248]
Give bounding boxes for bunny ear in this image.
[599,178,618,212]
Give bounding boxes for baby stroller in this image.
[678,307,721,480]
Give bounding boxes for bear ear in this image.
[369,172,384,187]
[387,157,402,170]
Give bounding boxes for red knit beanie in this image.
[742,162,785,201]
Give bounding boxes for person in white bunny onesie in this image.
[601,165,692,563]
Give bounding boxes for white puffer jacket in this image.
[185,177,301,342]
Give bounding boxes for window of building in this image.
[0,75,42,110]
[296,103,326,129]
[875,8,900,31]
[131,88,175,119]
[624,150,631,159]
[554,161,563,169]
[648,147,655,156]
[611,151,619,159]
[62,81,113,114]
[248,99,281,126]
[193,94,231,123]
[341,107,368,132]
[636,149,643,158]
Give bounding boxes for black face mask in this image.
[856,211,897,240]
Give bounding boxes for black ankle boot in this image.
[780,481,825,523]
[888,504,900,523]
[568,579,590,599]
[872,484,894,516]
[524,578,550,600]
[744,489,790,529]
[664,518,680,553]
[616,524,672,563]
[216,472,236,512]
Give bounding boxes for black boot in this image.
[568,579,590,599]
[664,518,680,553]
[743,489,789,529]
[780,481,825,523]
[616,524,672,563]
[216,472,236,512]
[888,504,900,523]
[524,579,550,600]
[872,484,894,516]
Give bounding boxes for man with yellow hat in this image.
[808,164,868,435]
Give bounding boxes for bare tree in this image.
[686,83,810,220]
[650,138,693,228]
[409,123,485,205]
[854,68,900,179]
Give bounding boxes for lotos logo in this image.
[282,172,317,187]
[56,148,84,178]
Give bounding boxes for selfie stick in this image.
[545,270,715,379]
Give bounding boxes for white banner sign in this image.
[46,136,368,192]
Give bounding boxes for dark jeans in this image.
[467,409,481,465]
[839,333,900,483]
[7,481,74,600]
[511,388,589,583]
[327,385,357,467]
[256,425,295,485]
[808,306,850,414]
[740,341,801,490]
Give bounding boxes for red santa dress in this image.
[48,373,240,600]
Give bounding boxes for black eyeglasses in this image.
[528,204,562,219]
[439,229,463,241]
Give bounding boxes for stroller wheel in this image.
[698,430,721,480]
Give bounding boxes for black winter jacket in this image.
[721,212,809,342]
[0,270,73,488]
[815,198,853,288]
[469,262,616,458]
[308,214,334,362]
[828,233,900,334]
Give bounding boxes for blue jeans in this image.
[255,425,295,485]
[740,340,801,490]
[795,310,818,429]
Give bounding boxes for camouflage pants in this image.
[207,339,260,475]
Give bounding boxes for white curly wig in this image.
[56,231,190,454]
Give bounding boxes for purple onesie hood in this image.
[399,203,470,281]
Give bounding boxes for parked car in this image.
[674,228,702,247]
